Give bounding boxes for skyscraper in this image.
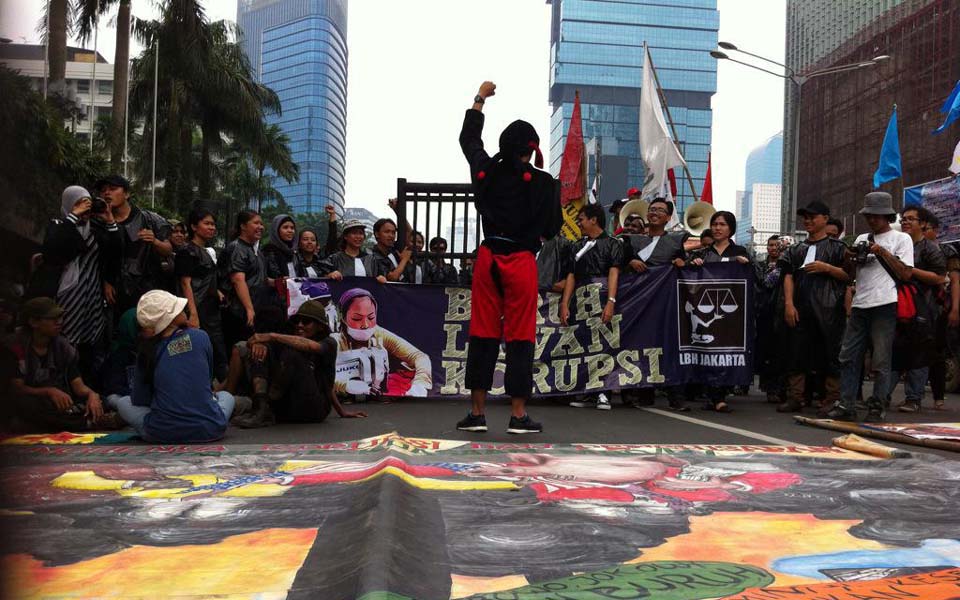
[784,0,959,235]
[547,0,719,215]
[238,0,348,215]
[737,132,783,247]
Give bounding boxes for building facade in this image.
[546,0,718,216]
[737,132,783,245]
[785,0,960,235]
[0,44,113,144]
[743,183,783,250]
[238,0,348,215]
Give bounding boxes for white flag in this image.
[639,46,686,201]
[950,139,960,175]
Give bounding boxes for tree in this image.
[42,0,71,94]
[75,0,132,172]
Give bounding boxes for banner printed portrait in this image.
[325,263,754,398]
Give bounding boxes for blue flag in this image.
[932,80,960,134]
[873,106,901,188]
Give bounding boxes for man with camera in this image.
[831,192,914,422]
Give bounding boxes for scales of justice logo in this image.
[677,280,747,352]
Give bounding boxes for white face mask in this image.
[347,326,375,342]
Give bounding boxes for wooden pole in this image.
[795,416,960,454]
[644,42,699,204]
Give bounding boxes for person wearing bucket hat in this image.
[776,201,849,415]
[105,290,236,442]
[831,191,915,422]
[9,297,118,431]
[232,299,367,427]
[318,219,377,279]
[457,80,562,434]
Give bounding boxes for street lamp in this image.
[712,44,890,230]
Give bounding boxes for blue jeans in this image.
[839,303,897,406]
[888,367,929,405]
[107,391,235,441]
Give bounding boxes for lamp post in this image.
[711,45,889,230]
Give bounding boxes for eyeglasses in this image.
[647,207,669,214]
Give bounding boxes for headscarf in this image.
[61,186,92,241]
[267,214,296,259]
[57,186,93,296]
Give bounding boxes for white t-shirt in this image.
[852,229,914,309]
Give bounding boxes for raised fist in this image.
[478,81,496,99]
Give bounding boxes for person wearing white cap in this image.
[105,290,235,442]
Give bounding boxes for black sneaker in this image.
[864,397,885,423]
[825,402,857,421]
[506,414,542,434]
[456,412,488,432]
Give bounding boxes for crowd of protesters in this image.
[2,171,959,440]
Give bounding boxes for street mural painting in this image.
[2,433,959,599]
[861,422,960,442]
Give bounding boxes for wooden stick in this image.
[795,416,960,453]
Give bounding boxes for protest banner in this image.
[320,263,753,398]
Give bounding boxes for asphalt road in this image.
[223,384,960,459]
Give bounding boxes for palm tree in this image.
[75,0,132,172]
[243,124,300,212]
[43,0,71,94]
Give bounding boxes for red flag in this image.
[559,91,585,206]
[667,168,678,199]
[700,152,713,204]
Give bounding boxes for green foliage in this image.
[0,65,106,232]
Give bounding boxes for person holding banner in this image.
[561,204,624,411]
[686,211,749,412]
[368,218,414,283]
[620,198,689,410]
[319,220,378,281]
[455,81,562,434]
[777,201,849,415]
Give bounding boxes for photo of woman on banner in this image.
[333,288,432,398]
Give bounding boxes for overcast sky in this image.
[1,0,786,217]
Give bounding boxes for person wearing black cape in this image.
[456,81,562,434]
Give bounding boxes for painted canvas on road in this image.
[2,433,959,599]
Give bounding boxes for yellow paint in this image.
[354,465,518,491]
[630,512,890,587]
[451,574,530,598]
[3,528,318,599]
[51,471,129,492]
[1,432,105,445]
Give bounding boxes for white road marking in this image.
[641,407,801,446]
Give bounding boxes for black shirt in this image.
[570,233,624,282]
[690,242,750,264]
[778,236,848,312]
[621,232,687,268]
[912,237,947,321]
[116,203,171,301]
[175,243,219,304]
[219,239,265,315]
[537,236,574,289]
[460,109,562,254]
[426,261,459,285]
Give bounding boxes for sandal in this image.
[714,401,732,413]
[934,399,947,411]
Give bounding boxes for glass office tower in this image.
[547,0,718,214]
[238,0,348,214]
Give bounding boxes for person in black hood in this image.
[455,81,562,435]
[262,214,298,282]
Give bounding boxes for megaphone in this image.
[683,201,717,236]
[618,199,649,227]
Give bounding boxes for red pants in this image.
[469,246,538,343]
[466,246,538,397]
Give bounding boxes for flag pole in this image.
[644,42,699,204]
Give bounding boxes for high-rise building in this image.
[238,0,348,215]
[784,0,959,235]
[742,184,783,250]
[737,132,783,245]
[547,0,719,216]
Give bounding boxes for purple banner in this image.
[323,263,754,398]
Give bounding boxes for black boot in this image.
[232,393,275,429]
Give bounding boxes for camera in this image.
[91,198,109,214]
[851,240,873,264]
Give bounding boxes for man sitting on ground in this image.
[232,299,367,427]
[8,297,118,431]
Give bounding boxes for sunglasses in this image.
[290,316,320,326]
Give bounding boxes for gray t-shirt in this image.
[220,239,265,315]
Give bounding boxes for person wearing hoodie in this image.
[28,186,122,384]
[262,214,299,282]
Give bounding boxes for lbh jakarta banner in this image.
[324,263,754,398]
